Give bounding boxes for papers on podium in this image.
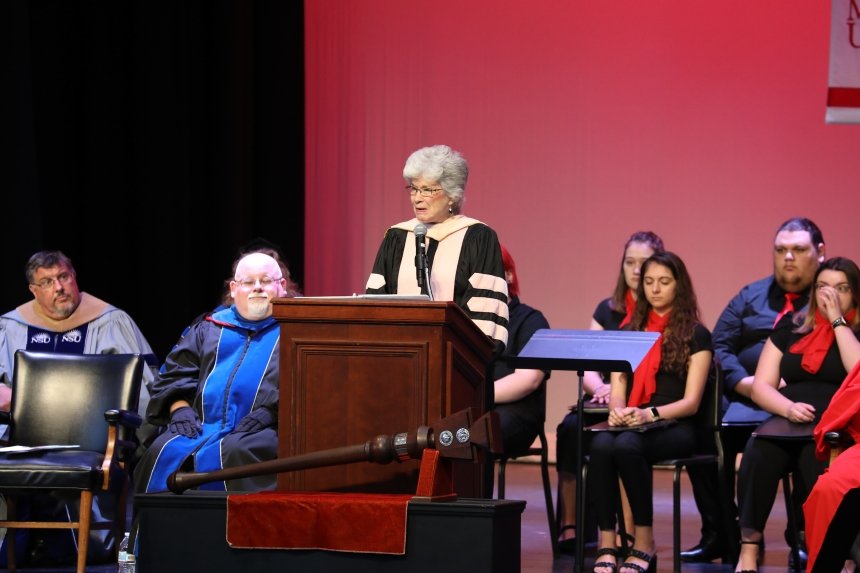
[296,294,432,301]
[0,444,80,454]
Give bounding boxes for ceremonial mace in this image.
[167,408,502,495]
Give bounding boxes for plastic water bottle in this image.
[117,531,136,573]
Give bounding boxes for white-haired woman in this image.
[365,144,509,349]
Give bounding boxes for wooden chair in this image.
[0,350,144,573]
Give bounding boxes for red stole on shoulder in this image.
[619,290,636,328]
[789,309,856,374]
[813,359,860,460]
[627,310,670,407]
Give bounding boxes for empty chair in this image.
[496,428,557,555]
[0,350,144,573]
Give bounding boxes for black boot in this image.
[684,462,730,563]
[786,530,808,571]
[680,531,726,563]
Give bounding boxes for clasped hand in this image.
[607,406,648,427]
[169,406,202,438]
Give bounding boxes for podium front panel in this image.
[135,492,525,573]
[274,298,494,496]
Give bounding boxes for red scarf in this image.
[619,289,636,328]
[813,359,860,460]
[627,310,671,407]
[789,308,857,374]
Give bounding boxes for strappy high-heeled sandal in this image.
[735,540,762,573]
[593,546,619,573]
[616,532,635,556]
[557,524,577,555]
[619,548,657,573]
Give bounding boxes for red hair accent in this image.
[500,245,519,297]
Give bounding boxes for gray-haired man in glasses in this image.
[0,249,159,566]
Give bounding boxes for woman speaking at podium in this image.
[365,144,509,349]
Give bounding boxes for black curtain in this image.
[1,0,304,362]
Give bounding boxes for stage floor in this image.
[0,462,795,573]
[511,462,793,573]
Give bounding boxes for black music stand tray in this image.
[751,415,815,440]
[503,329,660,573]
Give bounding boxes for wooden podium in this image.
[272,297,496,497]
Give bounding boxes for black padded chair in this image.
[496,428,557,556]
[0,350,144,573]
[651,361,729,573]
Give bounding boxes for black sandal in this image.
[734,540,761,573]
[593,547,619,573]
[619,548,657,573]
[557,524,577,555]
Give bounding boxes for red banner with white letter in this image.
[827,0,860,123]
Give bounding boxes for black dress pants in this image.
[589,421,695,530]
[737,435,825,533]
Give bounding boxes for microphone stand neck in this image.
[575,369,586,572]
[423,259,433,300]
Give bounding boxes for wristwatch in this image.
[649,406,661,421]
[832,316,849,329]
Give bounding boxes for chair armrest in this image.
[103,409,143,472]
[825,431,855,465]
[824,430,855,448]
[0,411,9,447]
[105,408,142,429]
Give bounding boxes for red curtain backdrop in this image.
[304,0,860,444]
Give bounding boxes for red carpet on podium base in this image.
[227,491,411,554]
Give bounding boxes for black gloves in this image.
[235,407,276,433]
[169,406,202,438]
[168,405,274,436]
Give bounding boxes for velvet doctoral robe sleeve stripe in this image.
[365,220,509,348]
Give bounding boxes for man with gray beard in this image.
[134,252,289,494]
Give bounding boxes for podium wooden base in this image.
[135,492,525,573]
[412,448,458,502]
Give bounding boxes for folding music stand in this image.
[503,329,660,573]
